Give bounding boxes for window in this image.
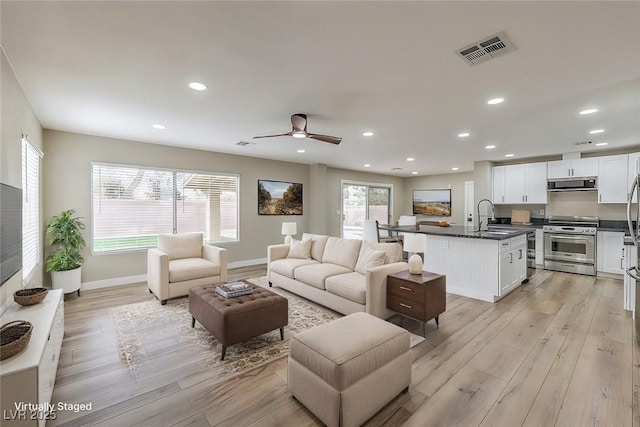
[22,139,41,281]
[91,163,239,254]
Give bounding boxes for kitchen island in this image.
[380,224,530,302]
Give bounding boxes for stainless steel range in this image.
[543,215,599,276]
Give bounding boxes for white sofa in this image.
[147,232,228,305]
[267,233,408,319]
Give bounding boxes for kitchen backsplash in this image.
[495,191,628,220]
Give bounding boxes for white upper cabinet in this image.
[547,157,599,179]
[493,162,547,205]
[628,152,640,203]
[524,162,548,204]
[492,166,506,204]
[598,154,629,204]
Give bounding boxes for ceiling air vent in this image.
[457,32,515,66]
[390,167,403,171]
[575,141,593,146]
[235,141,255,147]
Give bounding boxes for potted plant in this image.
[46,209,86,296]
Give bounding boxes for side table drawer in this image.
[388,294,425,320]
[387,276,425,300]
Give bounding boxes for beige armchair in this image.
[147,232,228,305]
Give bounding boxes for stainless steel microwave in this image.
[547,178,597,192]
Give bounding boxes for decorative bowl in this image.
[14,288,48,306]
[0,320,33,360]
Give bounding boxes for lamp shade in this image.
[281,222,297,236]
[403,233,426,253]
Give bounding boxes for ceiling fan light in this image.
[292,132,306,139]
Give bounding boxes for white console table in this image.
[0,289,64,427]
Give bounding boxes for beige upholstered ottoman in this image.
[288,312,411,427]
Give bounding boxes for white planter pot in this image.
[51,266,82,296]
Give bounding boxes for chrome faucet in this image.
[476,199,496,232]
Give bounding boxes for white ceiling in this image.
[2,1,639,176]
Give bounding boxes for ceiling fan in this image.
[253,113,342,145]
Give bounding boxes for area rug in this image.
[111,276,425,382]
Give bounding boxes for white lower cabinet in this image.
[0,290,64,427]
[424,234,527,302]
[597,231,625,275]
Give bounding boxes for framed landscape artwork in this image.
[412,189,452,217]
[258,180,303,215]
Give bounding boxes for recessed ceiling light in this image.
[595,142,609,147]
[579,108,598,115]
[188,82,207,91]
[505,153,515,158]
[152,124,166,130]
[451,167,459,171]
[485,145,496,149]
[297,149,305,153]
[406,157,415,162]
[411,171,418,175]
[458,132,470,138]
[362,131,374,137]
[589,129,605,134]
[487,97,504,105]
[364,164,371,168]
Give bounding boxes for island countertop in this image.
[379,224,532,240]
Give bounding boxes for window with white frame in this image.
[91,163,239,254]
[22,139,41,281]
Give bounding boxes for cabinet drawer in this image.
[387,277,425,301]
[388,294,425,320]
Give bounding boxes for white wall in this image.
[0,49,43,307]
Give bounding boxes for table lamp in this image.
[403,233,426,274]
[281,222,297,244]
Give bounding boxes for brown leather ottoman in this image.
[189,282,288,360]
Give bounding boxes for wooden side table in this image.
[387,270,446,336]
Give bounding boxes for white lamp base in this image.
[408,253,423,275]
[284,235,292,244]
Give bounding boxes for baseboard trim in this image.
[80,258,267,291]
[228,257,267,269]
[82,274,148,291]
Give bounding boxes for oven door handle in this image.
[626,266,640,281]
[547,235,592,240]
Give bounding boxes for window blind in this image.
[92,163,239,254]
[22,139,41,281]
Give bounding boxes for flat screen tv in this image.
[1,183,22,285]
[412,189,452,217]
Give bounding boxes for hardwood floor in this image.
[49,267,638,426]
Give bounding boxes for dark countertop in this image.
[379,224,531,241]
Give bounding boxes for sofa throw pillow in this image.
[355,248,386,275]
[287,238,312,259]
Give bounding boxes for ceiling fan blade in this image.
[307,133,342,145]
[253,132,293,139]
[290,114,308,132]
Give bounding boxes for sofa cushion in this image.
[325,272,366,304]
[321,237,362,270]
[288,238,312,259]
[294,263,353,290]
[302,233,330,262]
[169,258,220,282]
[358,241,403,264]
[355,248,386,275]
[159,232,203,260]
[270,258,319,279]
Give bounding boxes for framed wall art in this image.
[412,189,451,216]
[258,179,303,215]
